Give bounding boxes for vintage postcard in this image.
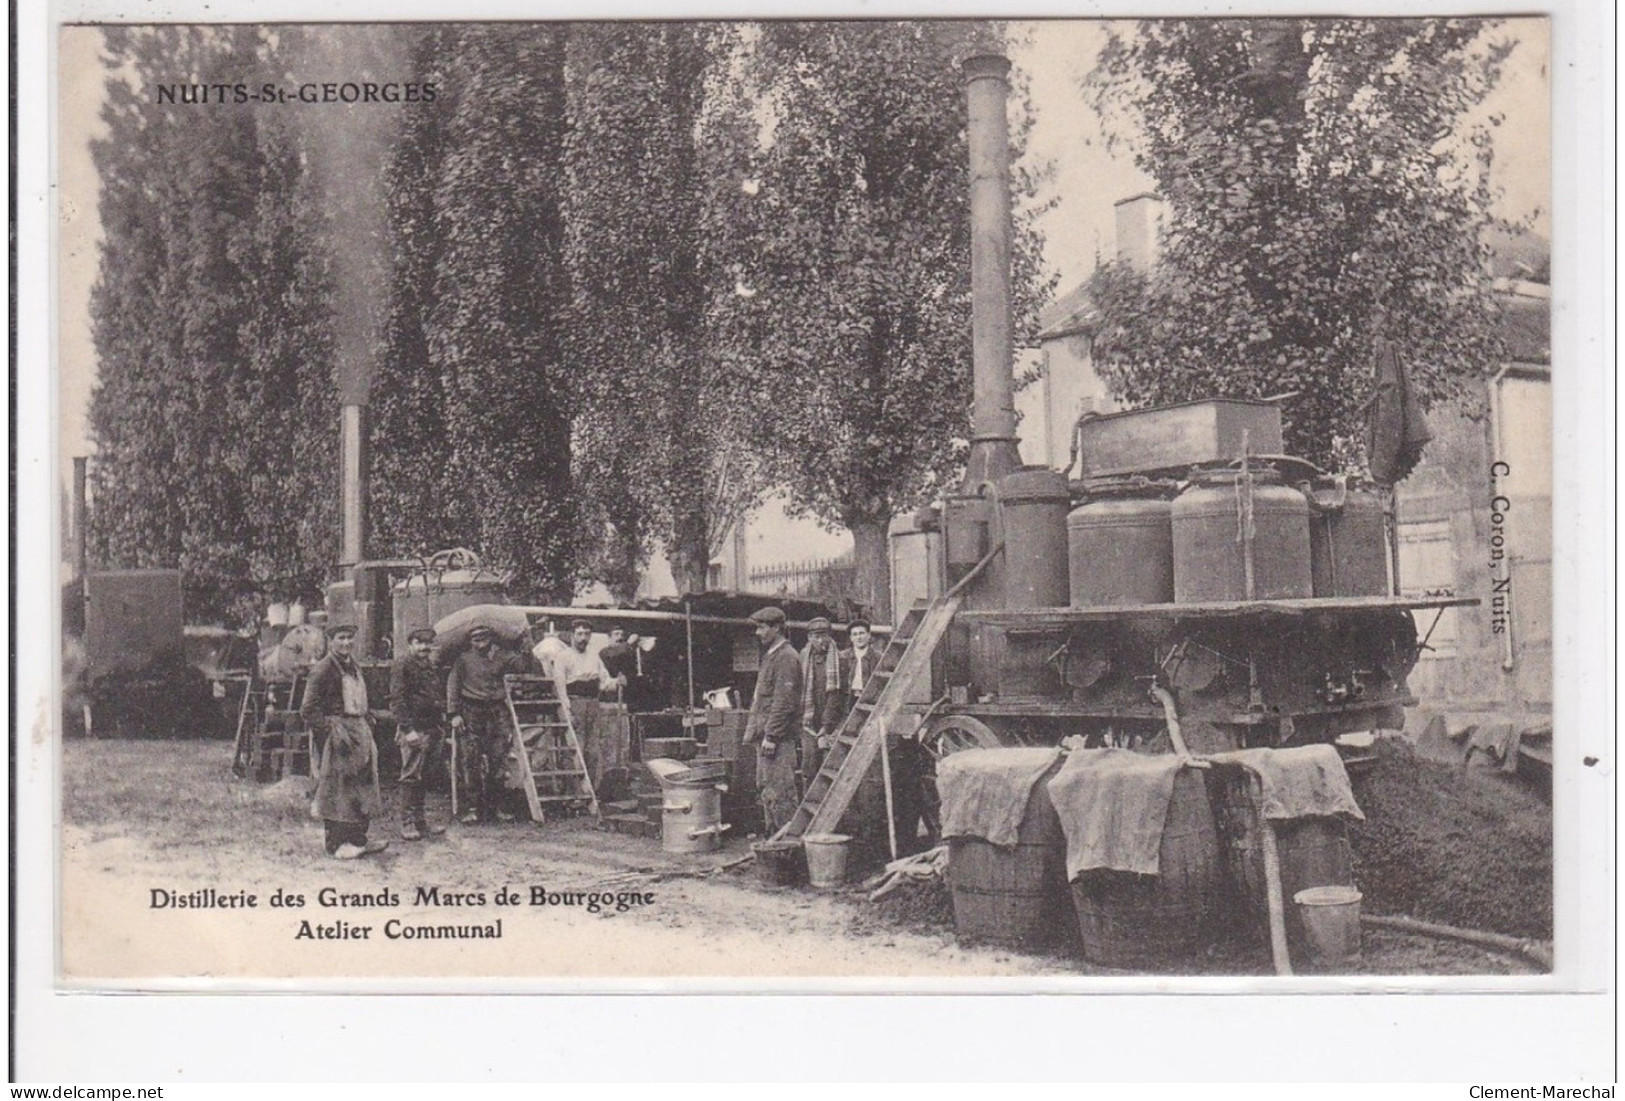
[16,0,1614,1081]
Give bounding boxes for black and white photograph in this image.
[15,0,1615,1082]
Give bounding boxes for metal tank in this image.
[1172,467,1313,602]
[1067,478,1176,606]
[1307,479,1391,597]
[392,556,509,649]
[996,468,1071,609]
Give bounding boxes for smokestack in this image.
[961,51,1023,486]
[72,456,88,580]
[340,403,367,566]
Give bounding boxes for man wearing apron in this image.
[301,623,385,859]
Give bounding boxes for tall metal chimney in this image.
[960,51,1023,486]
[72,455,89,580]
[340,403,367,567]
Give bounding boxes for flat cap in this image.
[748,606,786,626]
[407,628,436,644]
[806,616,832,632]
[570,618,595,631]
[326,623,358,639]
[468,625,495,639]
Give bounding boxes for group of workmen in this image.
[298,607,923,862]
[299,618,633,860]
[740,605,929,846]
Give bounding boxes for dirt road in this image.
[59,740,1539,983]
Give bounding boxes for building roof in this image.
[1036,281,1100,341]
[1498,289,1550,366]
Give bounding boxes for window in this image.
[1397,519,1459,658]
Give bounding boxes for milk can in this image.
[1307,478,1391,597]
[1172,467,1313,602]
[1068,478,1176,606]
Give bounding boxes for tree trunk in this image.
[668,510,711,596]
[849,515,892,624]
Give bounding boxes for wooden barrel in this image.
[1210,766,1354,952]
[1070,767,1222,969]
[947,763,1072,950]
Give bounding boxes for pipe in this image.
[340,403,368,567]
[960,51,1022,486]
[1148,682,1203,765]
[1361,912,1553,971]
[72,456,89,580]
[1259,819,1295,976]
[508,605,882,635]
[684,597,696,710]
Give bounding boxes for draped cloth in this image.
[1045,748,1184,879]
[938,746,1064,847]
[1366,332,1432,485]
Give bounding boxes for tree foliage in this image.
[562,23,766,599]
[731,21,1052,618]
[387,25,578,602]
[369,27,469,559]
[87,26,337,620]
[1084,19,1512,468]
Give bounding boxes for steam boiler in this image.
[909,51,1472,765]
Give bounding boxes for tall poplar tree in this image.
[421,24,578,601]
[729,21,1051,619]
[563,22,765,599]
[88,26,337,619]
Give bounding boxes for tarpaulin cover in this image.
[937,746,1063,847]
[1206,745,1364,820]
[1046,748,1184,878]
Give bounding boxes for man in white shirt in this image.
[555,620,626,794]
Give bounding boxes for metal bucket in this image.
[803,833,852,889]
[1293,885,1363,968]
[751,840,804,886]
[660,781,726,854]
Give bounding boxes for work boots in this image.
[399,783,423,840]
[399,782,448,840]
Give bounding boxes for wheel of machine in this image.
[921,714,1013,760]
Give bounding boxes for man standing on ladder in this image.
[301,623,387,860]
[389,627,448,841]
[743,606,802,835]
[553,620,625,796]
[447,625,534,825]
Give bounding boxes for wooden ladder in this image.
[504,673,599,822]
[771,594,962,843]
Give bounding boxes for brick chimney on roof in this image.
[1114,193,1166,274]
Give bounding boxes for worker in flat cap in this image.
[743,606,803,834]
[446,623,536,824]
[553,619,626,798]
[301,623,386,859]
[798,616,843,790]
[597,624,638,692]
[389,627,447,840]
